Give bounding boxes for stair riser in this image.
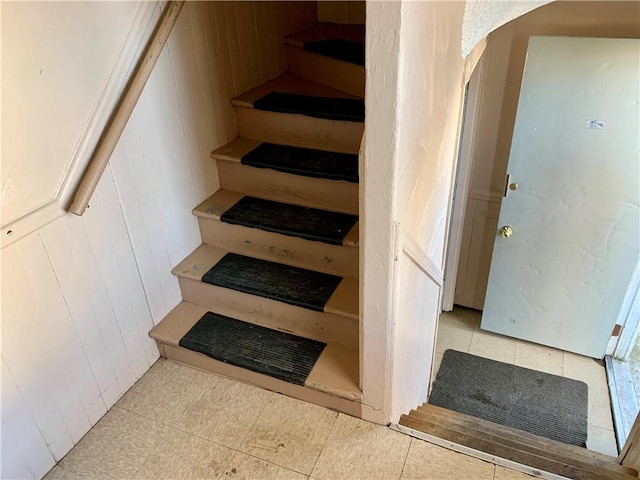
[286,45,365,98]
[159,344,362,416]
[197,217,358,277]
[218,161,359,215]
[178,277,358,348]
[236,107,363,154]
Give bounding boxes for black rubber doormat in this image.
[253,92,365,122]
[179,312,326,385]
[303,38,365,66]
[221,196,358,245]
[429,350,588,446]
[241,143,359,183]
[202,253,343,311]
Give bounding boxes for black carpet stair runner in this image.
[303,38,365,66]
[202,253,342,311]
[221,196,357,246]
[179,312,326,385]
[429,350,589,447]
[241,143,359,183]
[253,92,364,122]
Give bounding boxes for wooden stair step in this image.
[302,39,364,66]
[222,195,357,246]
[399,405,637,480]
[233,73,363,154]
[179,310,326,385]
[193,191,358,278]
[150,301,362,404]
[284,23,365,49]
[225,140,358,183]
[284,24,365,97]
[233,72,358,106]
[252,91,364,123]
[201,252,344,313]
[212,138,359,215]
[194,189,358,247]
[172,245,358,347]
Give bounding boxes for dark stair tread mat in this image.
[303,38,365,66]
[253,92,364,122]
[428,350,588,447]
[241,143,359,183]
[202,253,343,311]
[220,196,358,246]
[179,311,326,385]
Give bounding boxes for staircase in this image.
[399,404,639,480]
[150,23,365,416]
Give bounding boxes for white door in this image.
[481,36,640,358]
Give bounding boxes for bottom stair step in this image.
[150,302,362,404]
[179,311,326,385]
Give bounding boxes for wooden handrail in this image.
[69,1,185,215]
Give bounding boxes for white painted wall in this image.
[461,0,551,56]
[360,0,402,423]
[1,2,316,478]
[363,1,468,422]
[390,0,469,421]
[455,1,640,309]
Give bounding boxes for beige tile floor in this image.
[45,359,536,480]
[434,307,618,457]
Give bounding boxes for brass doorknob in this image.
[499,226,513,238]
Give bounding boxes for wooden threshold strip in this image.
[396,404,637,480]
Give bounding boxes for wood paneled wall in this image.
[318,1,365,24]
[1,2,316,479]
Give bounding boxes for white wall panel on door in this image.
[482,36,640,358]
[454,3,640,309]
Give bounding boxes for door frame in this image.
[612,259,640,359]
[442,53,487,311]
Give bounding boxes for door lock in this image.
[499,225,513,238]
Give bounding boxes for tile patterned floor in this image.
[434,307,618,457]
[45,359,535,480]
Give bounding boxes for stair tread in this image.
[232,73,358,108]
[171,245,359,318]
[253,91,364,123]
[151,301,361,400]
[400,404,637,480]
[202,252,343,312]
[284,23,365,48]
[303,39,364,66]
[193,190,359,247]
[179,310,326,385]
[213,138,359,183]
[211,137,263,162]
